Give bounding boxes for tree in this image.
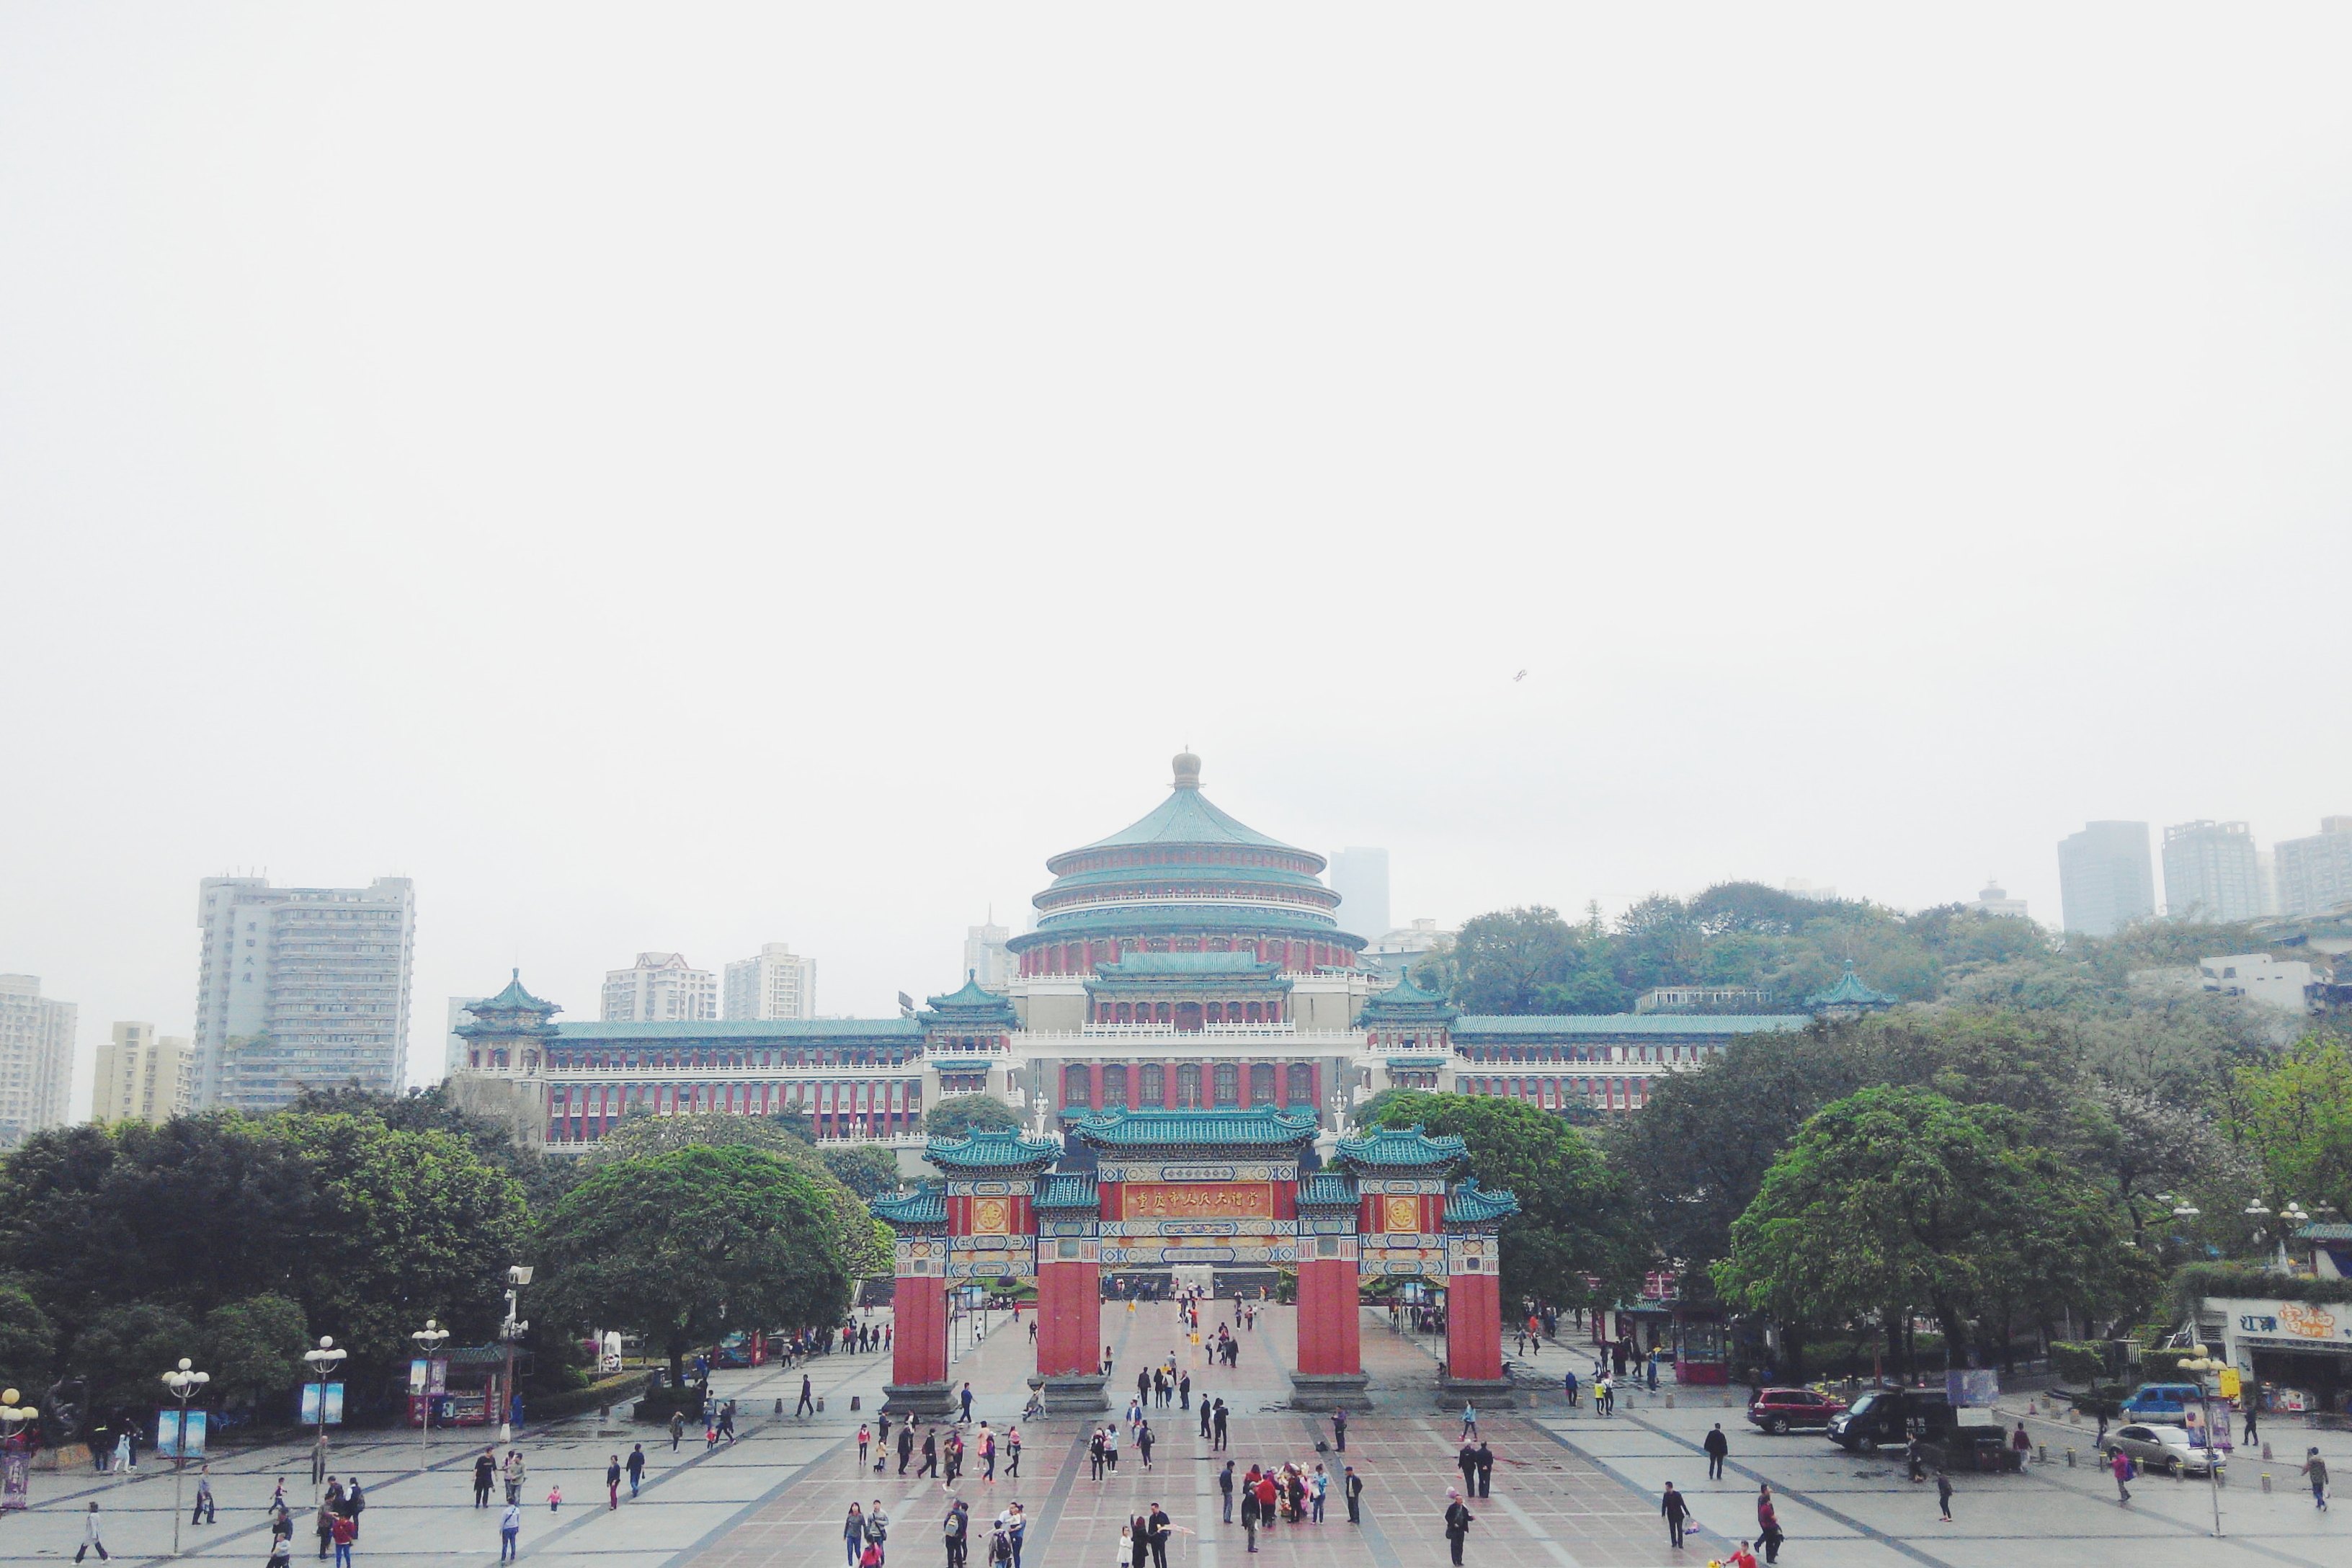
[820,1145,901,1200]
[2221,1037,2352,1216]
[0,1283,55,1393]
[71,1302,201,1409]
[1362,1092,1644,1309]
[199,1294,308,1408]
[1448,908,1580,1014]
[538,1146,851,1384]
[923,1097,1021,1139]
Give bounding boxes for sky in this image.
[4,6,2349,1109]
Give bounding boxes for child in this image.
[548,1484,563,1514]
[1115,1522,1134,1566]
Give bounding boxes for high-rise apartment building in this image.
[0,976,76,1149]
[961,923,1014,991]
[92,1022,192,1124]
[1328,847,1391,940]
[2276,818,2352,919]
[721,945,815,1021]
[193,876,417,1110]
[2057,821,2155,937]
[2162,820,2263,923]
[603,953,717,1023]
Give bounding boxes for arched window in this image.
[1213,1063,1239,1106]
[1116,1003,1133,1024]
[1154,1002,1171,1025]
[1063,1064,1090,1109]
[1206,1002,1224,1024]
[1287,1062,1313,1106]
[1247,1002,1263,1023]
[1250,1064,1276,1106]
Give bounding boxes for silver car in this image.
[2100,1422,2226,1477]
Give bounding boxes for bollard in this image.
[2028,1400,2038,1415]
[816,1396,825,1413]
[2067,1409,2081,1425]
[2065,1448,2077,1467]
[2036,1444,2048,1464]
[2263,1442,2273,1461]
[850,1396,860,1411]
[774,1398,784,1415]
[2262,1472,2273,1493]
[1665,1395,1675,1409]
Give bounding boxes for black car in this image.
[1823,1387,1955,1453]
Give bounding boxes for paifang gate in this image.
[870,1107,1518,1415]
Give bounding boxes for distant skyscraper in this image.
[0,975,76,1148]
[2276,817,2352,918]
[1783,879,1838,902]
[193,876,417,1110]
[722,944,815,1020]
[93,1022,192,1124]
[445,997,486,1082]
[963,922,1014,991]
[2057,821,2155,936]
[1329,847,1391,940]
[2162,820,2263,922]
[1966,881,2031,921]
[605,953,717,1023]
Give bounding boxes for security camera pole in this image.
[499,1267,534,1444]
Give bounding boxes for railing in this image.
[1020,1028,1368,1048]
[540,1059,925,1078]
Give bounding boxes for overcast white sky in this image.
[5,6,2349,1108]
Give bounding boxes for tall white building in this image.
[962,923,1015,991]
[2162,820,2263,923]
[93,1022,192,1124]
[721,944,815,1021]
[604,953,717,1023]
[0,975,76,1148]
[2277,818,2352,918]
[193,876,416,1110]
[1327,847,1391,940]
[2058,821,2155,937]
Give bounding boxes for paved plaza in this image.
[6,1303,2352,1567]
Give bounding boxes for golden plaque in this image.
[1384,1195,1419,1234]
[972,1198,1010,1234]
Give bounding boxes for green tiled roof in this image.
[1075,784,1303,858]
[2295,1222,2352,1242]
[552,1018,922,1043]
[924,975,1015,1011]
[1071,1106,1319,1150]
[1035,1174,1100,1211]
[1038,863,1332,898]
[1092,953,1286,978]
[925,1128,1062,1171]
[1804,961,1899,1010]
[1023,904,1357,943]
[476,971,558,1015]
[930,1061,997,1073]
[1336,1124,1466,1170]
[1296,1172,1358,1209]
[870,1185,946,1226]
[1367,974,1449,1008]
[1383,1056,1451,1068]
[1443,1177,1520,1225]
[1451,1015,1805,1039]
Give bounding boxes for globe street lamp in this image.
[161,1359,210,1556]
[2178,1351,2229,1538]
[302,1337,345,1505]
[411,1320,450,1462]
[0,1389,40,1515]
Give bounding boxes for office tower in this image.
[2057,821,2155,937]
[445,997,486,1081]
[603,953,717,1023]
[1967,881,2031,920]
[2276,818,2352,918]
[2162,821,2263,923]
[721,944,816,1020]
[193,876,417,1110]
[1329,847,1391,939]
[0,976,76,1148]
[92,1022,192,1124]
[962,922,1014,991]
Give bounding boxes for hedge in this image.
[2170,1264,2352,1312]
[528,1371,652,1423]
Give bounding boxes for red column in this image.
[1035,1260,1101,1377]
[1294,1258,1361,1376]
[1445,1270,1504,1381]
[891,1273,949,1388]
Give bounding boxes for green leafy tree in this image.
[1363,1091,1643,1309]
[199,1294,308,1407]
[1448,907,1579,1014]
[588,1113,891,1279]
[2221,1036,2352,1216]
[820,1144,902,1200]
[0,1282,56,1393]
[71,1302,201,1409]
[923,1096,1022,1139]
[538,1146,851,1383]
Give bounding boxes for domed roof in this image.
[1055,752,1315,867]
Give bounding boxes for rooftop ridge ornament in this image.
[1172,749,1202,790]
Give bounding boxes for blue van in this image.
[2119,1383,2204,1421]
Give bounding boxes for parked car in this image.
[1747,1388,1848,1435]
[2099,1422,2225,1477]
[1825,1387,1956,1453]
[711,1335,754,1369]
[2118,1383,2204,1422]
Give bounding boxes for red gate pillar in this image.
[875,1199,957,1419]
[1032,1172,1110,1411]
[1290,1175,1367,1409]
[1438,1181,1518,1409]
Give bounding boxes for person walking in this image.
[2111,1444,2134,1505]
[76,1502,110,1563]
[1443,1489,1474,1567]
[1756,1485,1783,1565]
[844,1503,868,1567]
[1332,1409,1347,1453]
[1211,1399,1229,1452]
[1239,1469,1260,1554]
[267,1532,293,1568]
[1136,1421,1154,1473]
[499,1500,521,1563]
[1146,1503,1172,1568]
[2242,1402,2259,1446]
[1179,1373,1191,1411]
[1345,1466,1363,1524]
[1310,1466,1328,1523]
[1456,1443,1478,1496]
[1701,1423,1730,1481]
[1661,1482,1691,1550]
[979,1426,997,1483]
[504,1451,527,1507]
[315,1498,337,1561]
[959,1383,974,1425]
[669,1411,686,1451]
[1006,1426,1021,1480]
[606,1456,622,1510]
[943,1500,969,1568]
[193,1468,218,1525]
[868,1500,891,1566]
[1473,1441,1493,1498]
[1935,1469,1953,1523]
[859,1424,872,1470]
[1460,1402,1478,1441]
[1219,1461,1235,1524]
[799,1376,816,1419]
[2300,1448,2330,1510]
[626,1444,646,1499]
[330,1513,357,1568]
[920,1430,939,1479]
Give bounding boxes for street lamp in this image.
[2178,1352,2229,1538]
[161,1358,210,1556]
[411,1320,450,1462]
[302,1337,345,1505]
[0,1389,40,1515]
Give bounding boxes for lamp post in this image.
[161,1358,210,1556]
[499,1267,534,1444]
[411,1320,450,1463]
[2179,1351,2227,1537]
[302,1337,345,1505]
[0,1389,40,1515]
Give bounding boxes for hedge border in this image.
[2170,1264,2352,1311]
